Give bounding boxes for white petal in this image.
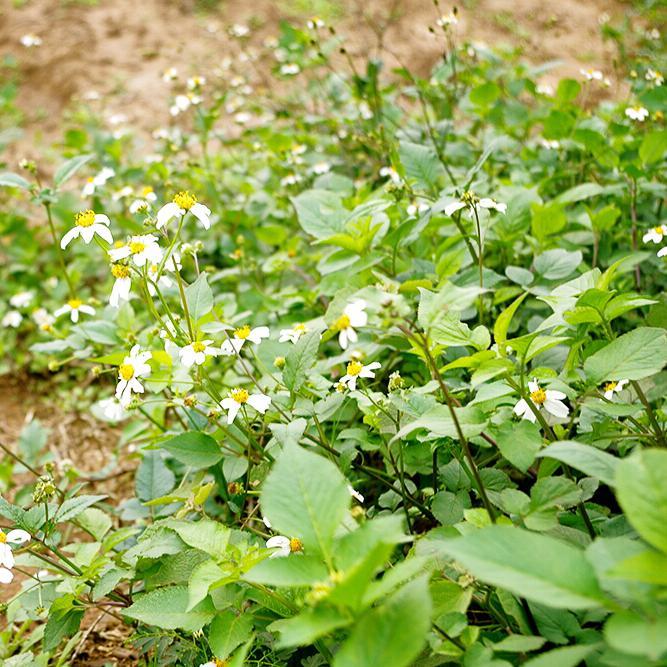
[513,399,529,417]
[0,567,14,584]
[248,393,271,414]
[248,326,270,344]
[528,381,539,393]
[94,224,114,244]
[60,227,79,249]
[71,309,80,323]
[191,203,211,229]
[6,529,30,545]
[544,399,569,419]
[444,200,466,216]
[180,347,196,367]
[79,305,96,315]
[94,214,111,225]
[0,544,14,569]
[80,226,96,243]
[339,330,348,350]
[545,389,566,401]
[156,202,182,229]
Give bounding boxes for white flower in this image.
[379,166,401,184]
[279,323,308,344]
[436,11,458,27]
[625,106,649,122]
[603,379,629,400]
[643,225,667,244]
[312,161,331,175]
[230,23,250,37]
[20,34,42,47]
[266,535,303,558]
[112,186,134,201]
[581,68,604,81]
[179,340,221,367]
[645,69,664,86]
[658,246,667,258]
[109,264,132,308]
[157,192,211,230]
[115,345,152,407]
[0,528,31,584]
[187,75,206,90]
[536,83,554,96]
[170,94,191,116]
[54,299,95,323]
[81,167,115,197]
[146,261,175,296]
[338,360,381,391]
[109,234,162,267]
[162,67,179,82]
[1,311,22,328]
[99,397,129,422]
[61,210,113,249]
[444,192,507,217]
[220,388,271,424]
[220,325,270,355]
[281,173,302,187]
[10,291,33,308]
[333,300,368,350]
[307,18,325,29]
[32,308,54,329]
[540,139,560,150]
[280,63,300,75]
[407,201,430,217]
[513,380,569,423]
[348,485,364,503]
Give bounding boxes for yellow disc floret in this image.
[333,314,350,331]
[111,264,130,279]
[234,324,251,339]
[603,381,617,393]
[129,241,145,254]
[294,323,307,333]
[67,298,82,309]
[530,388,547,405]
[173,191,197,210]
[76,210,96,227]
[0,531,6,544]
[192,341,206,353]
[346,361,363,376]
[289,538,303,553]
[119,364,135,380]
[231,388,249,404]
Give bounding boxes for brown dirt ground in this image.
[1,0,630,164]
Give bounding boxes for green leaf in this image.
[536,441,618,486]
[492,635,546,652]
[0,171,31,190]
[430,312,490,351]
[605,610,667,660]
[494,420,542,472]
[494,292,527,351]
[244,555,329,586]
[184,273,214,322]
[283,330,320,393]
[162,431,223,469]
[261,444,350,559]
[394,405,487,442]
[54,494,107,523]
[333,576,431,667]
[555,78,581,104]
[436,525,605,609]
[124,586,215,631]
[531,202,566,242]
[555,183,604,204]
[135,451,176,502]
[209,610,254,659]
[43,597,84,651]
[470,81,501,107]
[398,141,443,188]
[271,606,350,648]
[291,189,347,240]
[168,518,230,557]
[534,249,582,280]
[522,645,597,667]
[639,130,667,165]
[615,449,667,554]
[584,327,667,382]
[53,154,93,188]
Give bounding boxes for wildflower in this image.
[645,69,664,86]
[603,379,629,400]
[199,659,229,667]
[1,311,22,328]
[32,308,54,330]
[658,247,667,258]
[109,234,162,267]
[230,23,250,37]
[129,186,157,214]
[348,485,364,503]
[307,17,325,29]
[179,340,221,367]
[536,83,554,96]
[388,371,404,391]
[379,166,401,184]
[339,360,381,391]
[281,173,302,187]
[112,186,134,201]
[444,191,507,217]
[187,75,206,90]
[513,379,569,423]
[541,139,560,150]
[625,106,649,122]
[407,201,430,217]
[109,264,132,308]
[266,535,303,558]
[220,325,270,355]
[279,323,308,344]
[0,528,31,584]
[333,300,367,350]
[61,210,113,248]
[115,345,152,407]
[436,11,458,27]
[156,192,212,230]
[10,291,33,308]
[580,68,604,81]
[54,299,95,323]
[162,67,179,82]
[312,162,331,175]
[98,397,129,422]
[643,225,667,244]
[280,63,300,76]
[220,388,271,424]
[20,34,42,47]
[81,167,115,197]
[146,262,174,295]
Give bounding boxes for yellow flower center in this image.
[289,538,303,553]
[111,264,130,279]
[173,191,196,210]
[0,532,6,544]
[294,323,307,333]
[654,226,664,234]
[604,381,617,393]
[231,388,249,404]
[461,190,478,205]
[141,186,153,196]
[234,324,251,339]
[530,388,547,405]
[129,241,146,254]
[214,659,229,667]
[346,361,363,376]
[119,364,135,380]
[334,314,350,331]
[192,341,206,353]
[67,298,82,309]
[75,210,96,227]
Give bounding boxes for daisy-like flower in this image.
[444,191,507,217]
[81,167,115,197]
[199,659,230,667]
[99,397,129,422]
[407,201,430,217]
[230,23,250,37]
[220,387,271,424]
[279,323,308,344]
[20,34,42,47]
[280,63,300,76]
[179,340,221,367]
[0,528,31,584]
[115,346,152,407]
[332,300,367,350]
[220,325,270,355]
[61,210,113,249]
[109,234,162,267]
[162,67,179,82]
[109,264,132,308]
[658,247,667,258]
[129,186,158,214]
[312,162,331,175]
[436,11,458,27]
[541,139,560,150]
[266,535,303,559]
[643,225,667,244]
[187,75,206,90]
[513,379,569,423]
[625,106,649,122]
[379,166,401,184]
[32,308,54,330]
[645,69,664,86]
[2,311,22,328]
[602,379,629,400]
[338,360,381,391]
[10,291,34,308]
[581,68,604,81]
[536,83,554,96]
[146,262,175,295]
[54,299,95,323]
[156,191,212,230]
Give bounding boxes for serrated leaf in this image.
[54,495,107,523]
[162,431,223,469]
[283,330,320,393]
[209,610,254,659]
[184,273,213,322]
[537,441,618,486]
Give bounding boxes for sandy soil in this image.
[1,0,627,163]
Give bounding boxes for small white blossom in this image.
[266,535,303,558]
[625,106,649,122]
[333,300,367,350]
[61,210,113,248]
[0,528,31,584]
[109,264,132,308]
[279,323,308,344]
[179,340,221,367]
[9,291,33,309]
[643,225,667,244]
[54,299,95,323]
[513,380,569,423]
[220,388,271,424]
[407,201,430,217]
[280,63,300,76]
[645,69,664,86]
[162,67,179,82]
[115,346,152,407]
[348,485,364,503]
[338,360,381,391]
[220,325,270,355]
[20,34,42,47]
[444,192,507,217]
[32,308,54,329]
[81,167,115,197]
[2,311,22,328]
[157,192,211,230]
[603,379,629,400]
[109,234,162,267]
[99,397,129,422]
[312,161,331,175]
[379,166,401,184]
[581,68,604,81]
